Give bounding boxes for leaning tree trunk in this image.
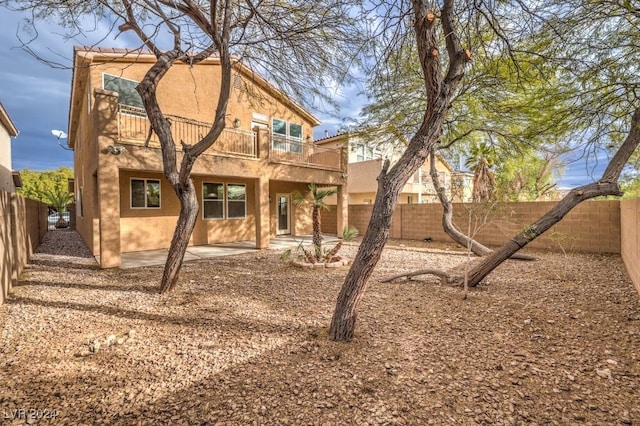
[429,148,535,260]
[329,0,471,341]
[429,148,492,256]
[465,106,640,287]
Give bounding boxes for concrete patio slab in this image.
[117,234,338,269]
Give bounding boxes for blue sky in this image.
[0,7,609,189]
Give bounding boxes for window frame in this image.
[130,178,161,209]
[272,118,304,153]
[226,183,247,219]
[202,182,225,220]
[103,73,145,109]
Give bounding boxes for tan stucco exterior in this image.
[68,47,347,267]
[0,102,18,192]
[316,133,455,204]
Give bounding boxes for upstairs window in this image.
[131,178,160,209]
[272,118,303,153]
[354,143,381,162]
[103,73,144,109]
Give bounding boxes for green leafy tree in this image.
[17,167,73,205]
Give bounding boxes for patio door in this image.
[276,194,291,235]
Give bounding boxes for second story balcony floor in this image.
[116,105,344,172]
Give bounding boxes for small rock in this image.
[105,334,117,346]
[596,368,612,380]
[606,359,618,366]
[128,329,137,338]
[90,339,101,353]
[524,319,532,325]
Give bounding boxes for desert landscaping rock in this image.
[0,229,639,424]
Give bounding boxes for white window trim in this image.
[130,178,161,209]
[202,182,225,220]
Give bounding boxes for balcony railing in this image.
[117,105,257,158]
[269,136,343,171]
[116,104,343,171]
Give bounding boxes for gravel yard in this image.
[1,229,639,425]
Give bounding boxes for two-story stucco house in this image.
[68,47,347,268]
[316,132,454,204]
[0,102,20,192]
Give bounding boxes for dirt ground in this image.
[1,230,639,425]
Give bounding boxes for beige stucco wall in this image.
[0,125,13,192]
[346,157,451,204]
[621,198,639,295]
[69,51,347,265]
[78,58,317,142]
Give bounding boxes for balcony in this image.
[269,136,343,171]
[117,105,257,158]
[116,104,343,171]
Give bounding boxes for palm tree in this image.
[43,186,74,228]
[292,183,338,260]
[465,142,497,203]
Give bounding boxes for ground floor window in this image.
[202,182,246,219]
[227,183,246,219]
[203,182,224,219]
[131,178,160,208]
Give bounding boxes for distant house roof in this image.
[0,102,18,137]
[315,132,349,145]
[68,46,321,145]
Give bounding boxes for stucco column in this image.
[336,184,348,236]
[254,176,270,249]
[94,89,122,268]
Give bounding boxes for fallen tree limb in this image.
[381,269,451,284]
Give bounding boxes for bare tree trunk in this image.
[329,0,471,341]
[329,160,402,341]
[429,148,492,255]
[429,149,535,260]
[160,181,199,293]
[465,107,640,287]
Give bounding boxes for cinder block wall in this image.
[337,200,621,253]
[621,198,639,295]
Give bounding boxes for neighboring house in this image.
[451,171,474,203]
[68,47,347,268]
[316,133,454,204]
[0,102,20,192]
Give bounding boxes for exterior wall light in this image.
[232,118,241,128]
[106,145,127,155]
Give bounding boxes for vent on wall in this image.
[233,74,243,90]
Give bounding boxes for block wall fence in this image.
[0,191,48,305]
[323,199,639,295]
